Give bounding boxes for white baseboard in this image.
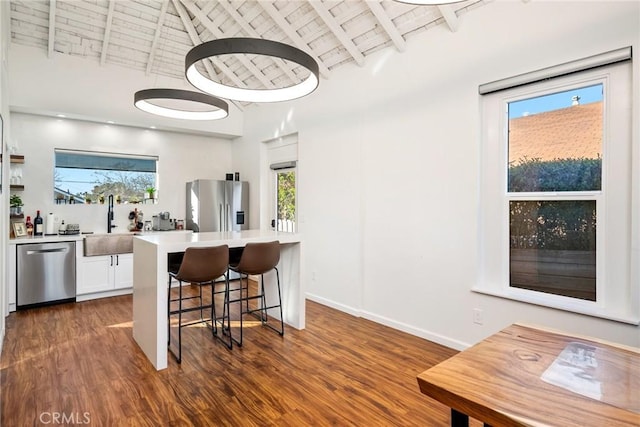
[359,310,470,351]
[306,293,361,317]
[76,288,132,302]
[305,293,470,351]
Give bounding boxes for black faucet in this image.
[107,194,116,233]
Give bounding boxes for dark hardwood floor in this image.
[1,288,466,426]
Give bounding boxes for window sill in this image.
[471,285,640,326]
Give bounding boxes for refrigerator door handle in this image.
[219,204,223,231]
[227,203,231,231]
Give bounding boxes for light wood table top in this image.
[417,323,640,427]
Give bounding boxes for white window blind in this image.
[478,46,631,95]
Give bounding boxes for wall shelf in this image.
[0,154,25,164]
[3,155,25,192]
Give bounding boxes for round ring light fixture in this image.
[394,0,465,4]
[134,88,229,120]
[186,38,320,103]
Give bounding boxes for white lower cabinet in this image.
[113,254,133,289]
[77,253,133,296]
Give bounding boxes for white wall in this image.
[10,113,233,234]
[9,44,244,138]
[233,1,640,348]
[0,0,11,352]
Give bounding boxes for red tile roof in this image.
[508,101,602,164]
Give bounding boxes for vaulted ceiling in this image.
[10,0,488,105]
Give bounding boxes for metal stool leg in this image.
[177,278,183,363]
[199,283,204,321]
[259,267,284,336]
[244,274,250,313]
[214,274,232,349]
[275,267,284,335]
[259,274,267,324]
[222,274,232,349]
[239,273,245,346]
[211,280,217,334]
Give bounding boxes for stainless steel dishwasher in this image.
[17,241,76,309]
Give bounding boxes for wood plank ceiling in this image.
[10,0,488,104]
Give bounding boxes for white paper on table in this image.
[541,342,602,401]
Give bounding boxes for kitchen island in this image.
[132,229,303,370]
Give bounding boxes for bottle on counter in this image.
[34,211,44,236]
[25,216,33,236]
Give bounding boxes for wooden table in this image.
[417,323,640,427]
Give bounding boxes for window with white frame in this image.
[265,133,298,232]
[476,48,638,324]
[274,167,296,232]
[54,149,157,204]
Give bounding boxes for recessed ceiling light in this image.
[150,126,156,129]
[107,120,115,124]
[56,114,66,118]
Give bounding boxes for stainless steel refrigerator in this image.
[186,179,249,232]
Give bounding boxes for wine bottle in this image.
[34,211,44,236]
[25,216,33,236]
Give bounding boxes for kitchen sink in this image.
[83,233,136,256]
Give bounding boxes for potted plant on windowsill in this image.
[145,187,156,200]
[10,194,23,215]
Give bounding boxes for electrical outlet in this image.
[473,308,483,325]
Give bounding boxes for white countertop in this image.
[8,230,192,246]
[135,229,301,251]
[8,234,85,245]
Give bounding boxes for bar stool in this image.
[168,245,229,363]
[227,241,284,347]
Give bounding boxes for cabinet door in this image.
[78,255,114,295]
[113,254,133,289]
[8,246,16,312]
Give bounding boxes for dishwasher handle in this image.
[26,248,69,255]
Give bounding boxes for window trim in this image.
[476,59,638,325]
[479,46,631,95]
